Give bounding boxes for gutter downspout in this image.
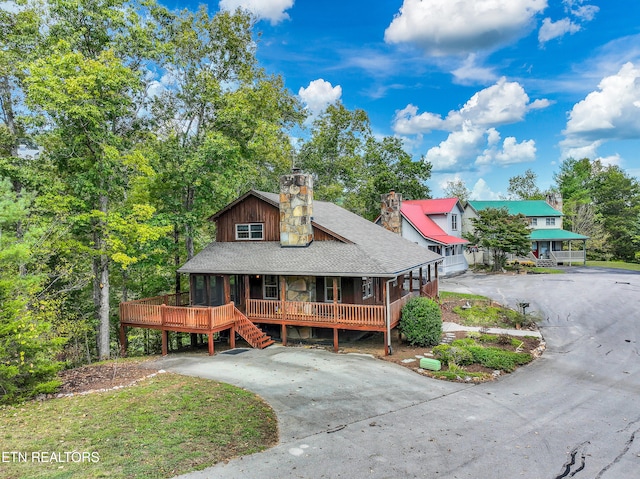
[386,277,394,355]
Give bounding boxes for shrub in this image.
[467,346,532,372]
[400,297,442,347]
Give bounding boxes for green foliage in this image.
[452,303,521,328]
[465,207,531,271]
[432,344,473,365]
[399,297,442,347]
[466,346,532,372]
[0,178,65,404]
[433,341,532,373]
[507,168,545,200]
[554,158,640,262]
[298,102,431,220]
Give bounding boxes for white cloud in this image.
[451,54,498,85]
[561,62,640,158]
[219,0,294,25]
[393,78,548,171]
[298,79,342,118]
[424,123,487,171]
[384,0,547,56]
[470,178,502,200]
[596,154,622,167]
[538,1,598,44]
[393,104,444,135]
[538,17,581,43]
[477,132,537,166]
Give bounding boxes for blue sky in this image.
[165,1,639,197]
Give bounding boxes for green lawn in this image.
[586,261,640,272]
[0,373,277,479]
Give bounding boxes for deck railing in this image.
[246,299,386,327]
[119,301,235,331]
[421,279,439,299]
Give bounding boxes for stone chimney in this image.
[279,168,313,247]
[380,190,402,234]
[546,192,563,213]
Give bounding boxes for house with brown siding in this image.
[119,169,442,356]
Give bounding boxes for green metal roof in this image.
[529,229,589,240]
[468,200,562,217]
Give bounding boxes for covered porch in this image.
[529,229,589,266]
[119,267,439,356]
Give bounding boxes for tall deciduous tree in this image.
[298,102,431,220]
[507,168,544,200]
[443,179,471,205]
[24,0,163,359]
[465,207,530,271]
[150,6,303,294]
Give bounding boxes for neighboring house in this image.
[377,196,468,277]
[463,196,589,267]
[119,170,442,356]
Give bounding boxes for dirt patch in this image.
[56,359,160,395]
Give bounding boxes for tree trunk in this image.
[174,224,181,295]
[97,194,110,360]
[185,186,195,260]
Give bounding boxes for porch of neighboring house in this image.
[119,267,440,356]
[528,232,588,266]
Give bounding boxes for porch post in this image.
[583,240,587,266]
[208,333,214,355]
[281,323,287,346]
[161,330,168,356]
[223,275,231,304]
[333,328,339,353]
[419,267,423,295]
[332,278,338,321]
[244,275,250,309]
[383,279,390,356]
[409,270,413,293]
[230,325,236,349]
[427,264,432,283]
[280,276,287,322]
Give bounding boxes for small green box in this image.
[419,358,441,371]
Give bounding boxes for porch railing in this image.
[421,279,439,299]
[119,301,235,331]
[246,299,386,328]
[551,251,585,263]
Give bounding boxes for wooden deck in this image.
[119,279,438,356]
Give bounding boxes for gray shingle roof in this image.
[178,190,441,277]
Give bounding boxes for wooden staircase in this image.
[233,307,274,349]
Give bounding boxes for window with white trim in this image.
[546,217,556,226]
[451,214,458,231]
[531,218,538,226]
[236,223,264,240]
[325,277,342,302]
[263,275,279,300]
[362,277,373,300]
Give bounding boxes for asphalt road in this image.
[162,268,640,479]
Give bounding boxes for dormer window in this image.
[236,223,264,240]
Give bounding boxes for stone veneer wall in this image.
[279,170,314,247]
[286,276,316,302]
[380,190,402,234]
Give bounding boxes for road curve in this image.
[167,268,640,479]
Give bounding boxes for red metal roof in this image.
[404,198,461,215]
[401,202,468,246]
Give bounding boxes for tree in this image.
[23,0,165,359]
[298,102,431,220]
[149,6,303,295]
[0,178,65,403]
[507,168,544,200]
[554,158,640,261]
[465,207,531,271]
[443,178,471,205]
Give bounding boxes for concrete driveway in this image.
[160,268,640,479]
